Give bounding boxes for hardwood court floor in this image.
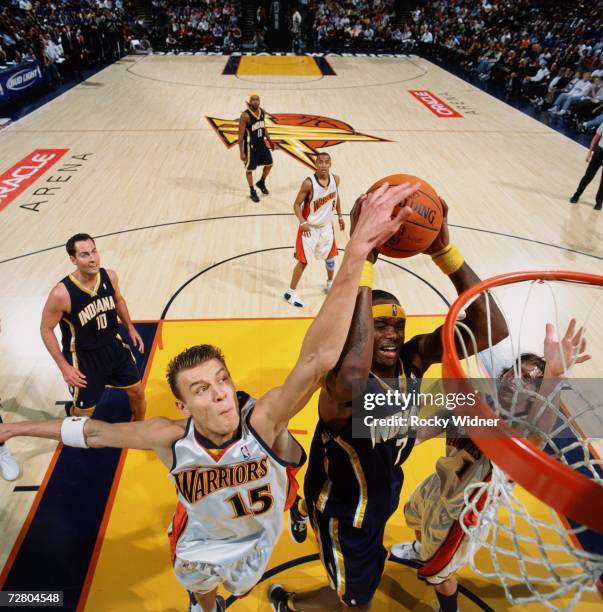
[0,54,601,610]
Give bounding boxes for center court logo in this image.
[408,90,463,118]
[207,113,387,168]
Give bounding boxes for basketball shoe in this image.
[284,290,304,308]
[390,540,423,564]
[268,584,295,611]
[289,495,309,543]
[256,179,269,195]
[0,445,19,481]
[325,279,333,293]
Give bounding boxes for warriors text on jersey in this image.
[59,267,118,352]
[302,172,338,227]
[169,392,305,566]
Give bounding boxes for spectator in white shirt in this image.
[292,10,302,36]
[549,72,592,115]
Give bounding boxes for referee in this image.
[570,124,603,210]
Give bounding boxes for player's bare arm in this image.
[293,179,313,236]
[238,112,249,162]
[523,319,590,444]
[252,182,420,445]
[320,195,376,425]
[107,269,144,353]
[320,286,373,429]
[334,175,345,231]
[40,283,87,388]
[0,416,186,467]
[404,198,507,372]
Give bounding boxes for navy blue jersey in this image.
[244,108,266,146]
[59,268,119,353]
[305,357,421,529]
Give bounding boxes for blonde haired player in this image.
[0,181,420,612]
[284,152,345,308]
[390,320,590,612]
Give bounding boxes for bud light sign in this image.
[0,61,43,101]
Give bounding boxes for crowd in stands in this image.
[146,1,241,53]
[2,0,601,133]
[296,0,602,133]
[295,0,400,53]
[0,0,130,88]
[408,0,603,133]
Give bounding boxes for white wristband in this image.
[61,416,90,448]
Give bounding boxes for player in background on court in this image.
[238,93,275,203]
[40,233,147,420]
[269,198,507,611]
[0,321,19,481]
[390,320,590,612]
[1,182,420,612]
[284,152,344,308]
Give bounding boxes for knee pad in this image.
[325,258,336,270]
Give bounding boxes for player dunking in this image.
[390,320,589,612]
[238,93,274,203]
[270,198,507,611]
[284,152,344,308]
[40,234,146,420]
[2,182,420,612]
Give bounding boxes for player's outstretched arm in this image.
[322,195,376,409]
[0,417,184,457]
[403,198,507,372]
[253,182,420,440]
[520,319,590,446]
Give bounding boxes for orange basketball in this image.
[367,173,443,258]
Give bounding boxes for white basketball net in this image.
[451,277,603,611]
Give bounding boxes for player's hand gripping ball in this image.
[367,174,443,258]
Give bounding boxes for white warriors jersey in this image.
[302,172,338,227]
[169,394,303,565]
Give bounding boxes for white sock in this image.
[288,287,296,294]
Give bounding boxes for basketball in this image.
[367,173,443,258]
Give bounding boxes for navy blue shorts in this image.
[246,141,273,171]
[311,507,388,607]
[65,335,140,410]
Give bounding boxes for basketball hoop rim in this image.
[442,270,603,533]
